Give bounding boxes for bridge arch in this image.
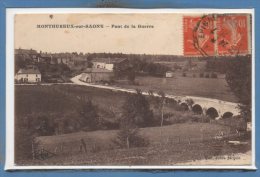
[166,98,177,106]
[180,102,189,111]
[206,107,219,119]
[192,104,203,114]
[222,112,233,119]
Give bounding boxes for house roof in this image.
[17,68,41,74]
[91,58,127,64]
[83,68,113,73]
[79,74,87,81]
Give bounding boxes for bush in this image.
[167,111,209,124]
[114,128,149,148]
[35,115,55,136]
[211,72,218,78]
[182,73,187,77]
[199,73,204,78]
[205,73,210,78]
[78,99,99,131]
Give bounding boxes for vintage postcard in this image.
[5,8,255,169]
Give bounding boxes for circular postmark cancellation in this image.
[183,14,250,56]
[192,14,215,56]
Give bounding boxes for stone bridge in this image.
[72,74,240,120]
[164,95,240,119]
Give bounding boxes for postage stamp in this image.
[184,14,250,56]
[5,9,254,170]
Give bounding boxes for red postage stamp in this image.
[184,14,249,56]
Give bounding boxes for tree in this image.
[78,98,99,130]
[127,68,136,83]
[185,98,194,110]
[157,91,166,140]
[115,90,151,148]
[225,57,251,121]
[87,60,93,68]
[115,125,148,149]
[113,64,136,82]
[35,115,55,136]
[121,89,153,127]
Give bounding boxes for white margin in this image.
[5,8,256,170]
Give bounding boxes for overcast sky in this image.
[15,13,183,55]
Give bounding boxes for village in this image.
[14,48,252,166]
[14,48,217,85]
[15,48,173,84]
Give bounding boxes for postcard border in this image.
[0,1,259,176]
[4,8,256,170]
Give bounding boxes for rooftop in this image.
[17,67,41,74]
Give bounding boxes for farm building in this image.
[165,71,174,78]
[15,66,41,83]
[91,58,128,71]
[79,68,114,83]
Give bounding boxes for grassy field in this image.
[15,84,128,119]
[116,75,238,102]
[24,140,250,166]
[20,123,250,166]
[37,122,232,151]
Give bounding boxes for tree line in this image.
[114,58,171,83]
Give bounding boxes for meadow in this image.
[37,122,232,154]
[115,74,238,102]
[15,84,127,120]
[22,123,250,165]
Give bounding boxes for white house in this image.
[91,58,128,71]
[15,67,41,83]
[165,71,174,78]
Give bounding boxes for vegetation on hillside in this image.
[206,55,251,121]
[78,98,100,131]
[115,89,153,148]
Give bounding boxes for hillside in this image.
[18,123,250,166]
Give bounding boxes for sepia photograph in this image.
[5,9,254,169]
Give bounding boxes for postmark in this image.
[184,15,215,56]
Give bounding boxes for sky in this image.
[15,13,183,55]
